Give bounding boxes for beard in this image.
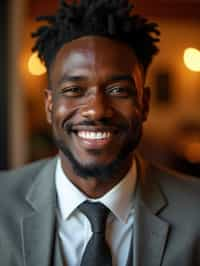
[53,119,143,181]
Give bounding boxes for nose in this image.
[81,91,113,121]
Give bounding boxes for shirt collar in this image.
[97,160,137,223]
[56,158,87,220]
[56,158,137,224]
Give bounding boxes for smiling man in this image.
[1,1,200,266]
[46,36,146,197]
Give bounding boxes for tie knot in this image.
[78,201,110,233]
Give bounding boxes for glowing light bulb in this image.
[184,48,200,72]
[28,52,46,76]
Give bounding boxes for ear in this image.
[44,88,53,124]
[141,86,151,121]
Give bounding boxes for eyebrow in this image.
[58,74,88,86]
[107,74,135,84]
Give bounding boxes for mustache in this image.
[64,119,129,132]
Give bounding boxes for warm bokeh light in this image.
[184,48,200,72]
[28,52,46,76]
[184,141,200,163]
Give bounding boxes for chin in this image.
[58,144,135,181]
[55,124,142,180]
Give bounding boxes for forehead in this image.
[50,36,144,85]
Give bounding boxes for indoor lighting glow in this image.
[28,52,46,76]
[184,48,200,72]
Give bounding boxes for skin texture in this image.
[45,36,150,198]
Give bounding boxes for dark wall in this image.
[0,0,8,169]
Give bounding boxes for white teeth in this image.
[78,131,111,140]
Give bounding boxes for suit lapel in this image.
[22,205,57,266]
[132,156,170,266]
[21,158,63,266]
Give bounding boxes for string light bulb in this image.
[184,48,200,72]
[28,52,46,76]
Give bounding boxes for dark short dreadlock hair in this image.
[32,0,160,73]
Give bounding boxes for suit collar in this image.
[135,154,168,214]
[132,155,170,266]
[25,155,167,215]
[25,157,58,211]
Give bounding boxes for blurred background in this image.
[0,0,200,177]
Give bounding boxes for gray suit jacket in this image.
[0,156,200,266]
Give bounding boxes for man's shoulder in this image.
[152,162,200,193]
[147,161,200,211]
[0,157,56,193]
[1,158,49,178]
[0,157,57,212]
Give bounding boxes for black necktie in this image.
[78,201,112,266]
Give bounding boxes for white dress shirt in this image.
[55,158,137,266]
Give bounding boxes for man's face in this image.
[45,36,149,179]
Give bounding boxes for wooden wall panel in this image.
[0,0,8,169]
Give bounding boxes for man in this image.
[1,0,200,265]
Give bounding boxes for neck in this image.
[59,152,133,198]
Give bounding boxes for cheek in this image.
[123,109,143,134]
[118,101,143,121]
[54,103,68,117]
[132,108,144,123]
[52,99,73,127]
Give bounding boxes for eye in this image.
[106,86,135,98]
[60,86,84,97]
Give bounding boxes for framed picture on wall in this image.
[154,69,173,106]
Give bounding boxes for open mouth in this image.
[71,127,120,149]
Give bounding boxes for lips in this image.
[69,127,117,150]
[64,121,125,150]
